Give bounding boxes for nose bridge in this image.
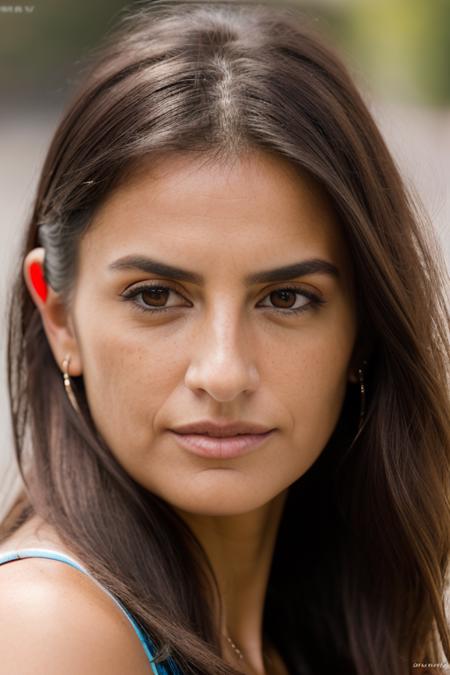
[184,299,259,400]
[202,299,255,369]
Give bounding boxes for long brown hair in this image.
[2,1,449,673]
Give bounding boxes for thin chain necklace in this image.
[224,632,245,661]
[223,630,273,667]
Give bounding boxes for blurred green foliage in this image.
[1,0,449,107]
[0,0,127,105]
[339,0,450,105]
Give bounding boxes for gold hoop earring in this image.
[357,359,368,432]
[62,354,81,414]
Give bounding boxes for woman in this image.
[0,1,448,673]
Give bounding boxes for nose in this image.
[184,307,260,402]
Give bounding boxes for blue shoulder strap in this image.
[0,548,179,675]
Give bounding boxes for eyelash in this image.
[120,283,326,316]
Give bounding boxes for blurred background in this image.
[0,0,449,509]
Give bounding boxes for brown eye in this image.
[140,287,170,307]
[121,283,325,317]
[121,284,187,313]
[258,286,325,316]
[269,289,300,309]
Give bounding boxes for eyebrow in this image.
[108,255,340,284]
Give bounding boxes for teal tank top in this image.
[0,548,180,674]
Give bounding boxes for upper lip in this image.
[170,420,275,437]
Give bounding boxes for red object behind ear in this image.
[30,262,48,302]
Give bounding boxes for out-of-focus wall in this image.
[1,0,449,513]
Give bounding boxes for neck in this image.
[174,489,288,672]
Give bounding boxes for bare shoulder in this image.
[0,557,152,674]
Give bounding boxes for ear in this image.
[24,247,82,376]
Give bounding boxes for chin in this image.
[160,478,282,517]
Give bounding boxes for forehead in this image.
[82,150,352,282]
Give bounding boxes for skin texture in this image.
[24,150,360,673]
[0,553,153,675]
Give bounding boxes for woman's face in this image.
[40,150,359,515]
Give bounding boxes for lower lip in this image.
[168,430,275,459]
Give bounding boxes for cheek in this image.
[272,310,355,457]
[79,321,178,455]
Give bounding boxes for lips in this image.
[170,419,274,437]
[169,428,275,459]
